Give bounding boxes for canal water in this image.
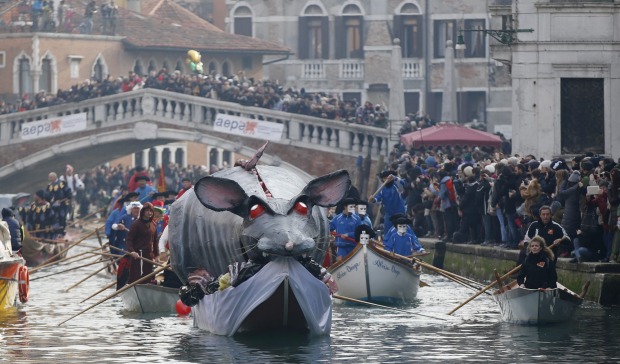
[1,242,620,363]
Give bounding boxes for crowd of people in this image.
[0,67,412,129]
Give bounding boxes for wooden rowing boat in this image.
[192,257,332,336]
[328,241,421,305]
[492,281,583,324]
[119,284,179,313]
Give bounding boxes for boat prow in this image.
[192,257,332,336]
[328,242,421,305]
[119,284,179,313]
[493,281,583,324]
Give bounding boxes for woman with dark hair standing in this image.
[517,236,557,289]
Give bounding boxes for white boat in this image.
[328,241,421,305]
[493,281,584,324]
[119,284,179,313]
[192,257,332,336]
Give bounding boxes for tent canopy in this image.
[400,123,502,149]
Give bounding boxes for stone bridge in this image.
[0,89,394,193]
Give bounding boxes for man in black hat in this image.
[329,197,362,259]
[25,190,57,240]
[369,170,406,235]
[384,216,425,256]
[355,200,372,228]
[134,175,157,203]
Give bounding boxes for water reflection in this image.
[1,243,619,363]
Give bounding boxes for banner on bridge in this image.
[213,113,284,141]
[21,113,88,140]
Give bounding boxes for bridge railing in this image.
[0,89,391,158]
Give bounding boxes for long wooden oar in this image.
[80,281,117,303]
[447,240,563,315]
[447,265,522,316]
[34,226,104,269]
[65,207,106,229]
[30,245,115,273]
[31,257,109,281]
[59,264,170,326]
[333,294,447,321]
[107,244,170,270]
[65,256,123,292]
[30,236,102,250]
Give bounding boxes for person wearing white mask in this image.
[355,200,372,228]
[384,216,425,256]
[329,197,362,259]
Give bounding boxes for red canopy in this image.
[400,123,502,149]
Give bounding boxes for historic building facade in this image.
[224,0,512,132]
[490,0,620,159]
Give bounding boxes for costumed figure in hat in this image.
[45,171,73,237]
[26,190,58,240]
[384,216,425,256]
[355,200,373,228]
[369,170,406,236]
[134,175,157,204]
[329,197,362,259]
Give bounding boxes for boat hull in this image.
[119,284,179,313]
[329,243,421,305]
[192,257,332,336]
[0,257,25,311]
[493,282,583,324]
[21,236,69,267]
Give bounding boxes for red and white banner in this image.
[213,113,284,141]
[21,113,88,140]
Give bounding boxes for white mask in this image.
[347,205,356,214]
[357,205,367,216]
[359,232,370,245]
[397,224,407,236]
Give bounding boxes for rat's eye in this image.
[294,201,308,215]
[250,204,266,220]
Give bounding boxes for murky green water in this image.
[1,243,619,363]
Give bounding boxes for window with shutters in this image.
[18,56,32,95]
[233,5,252,36]
[335,4,364,59]
[433,20,457,59]
[395,3,422,58]
[298,5,328,60]
[464,19,486,58]
[39,57,53,93]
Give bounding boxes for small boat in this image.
[119,284,179,313]
[192,257,332,336]
[20,235,69,267]
[328,241,422,305]
[492,281,584,324]
[1,221,28,310]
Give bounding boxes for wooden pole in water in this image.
[333,294,447,321]
[30,246,105,273]
[80,281,117,303]
[447,265,522,316]
[107,244,170,270]
[65,256,123,292]
[31,257,108,281]
[59,264,170,326]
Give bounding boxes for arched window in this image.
[394,2,423,58]
[133,59,144,77]
[175,60,184,73]
[40,57,53,93]
[148,59,157,74]
[18,56,32,95]
[175,148,184,166]
[298,4,329,60]
[162,60,170,72]
[93,58,105,81]
[208,61,217,75]
[222,61,231,77]
[233,5,252,36]
[336,3,364,59]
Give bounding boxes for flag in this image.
[157,166,166,192]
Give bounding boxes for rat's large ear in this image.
[302,170,351,207]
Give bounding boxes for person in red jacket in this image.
[176,177,193,199]
[126,202,159,284]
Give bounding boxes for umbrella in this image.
[400,123,502,149]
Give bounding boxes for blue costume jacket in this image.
[373,178,406,233]
[384,232,424,256]
[329,213,362,257]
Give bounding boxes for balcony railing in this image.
[339,60,364,79]
[301,61,325,79]
[402,60,423,79]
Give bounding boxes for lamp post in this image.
[456,28,534,49]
